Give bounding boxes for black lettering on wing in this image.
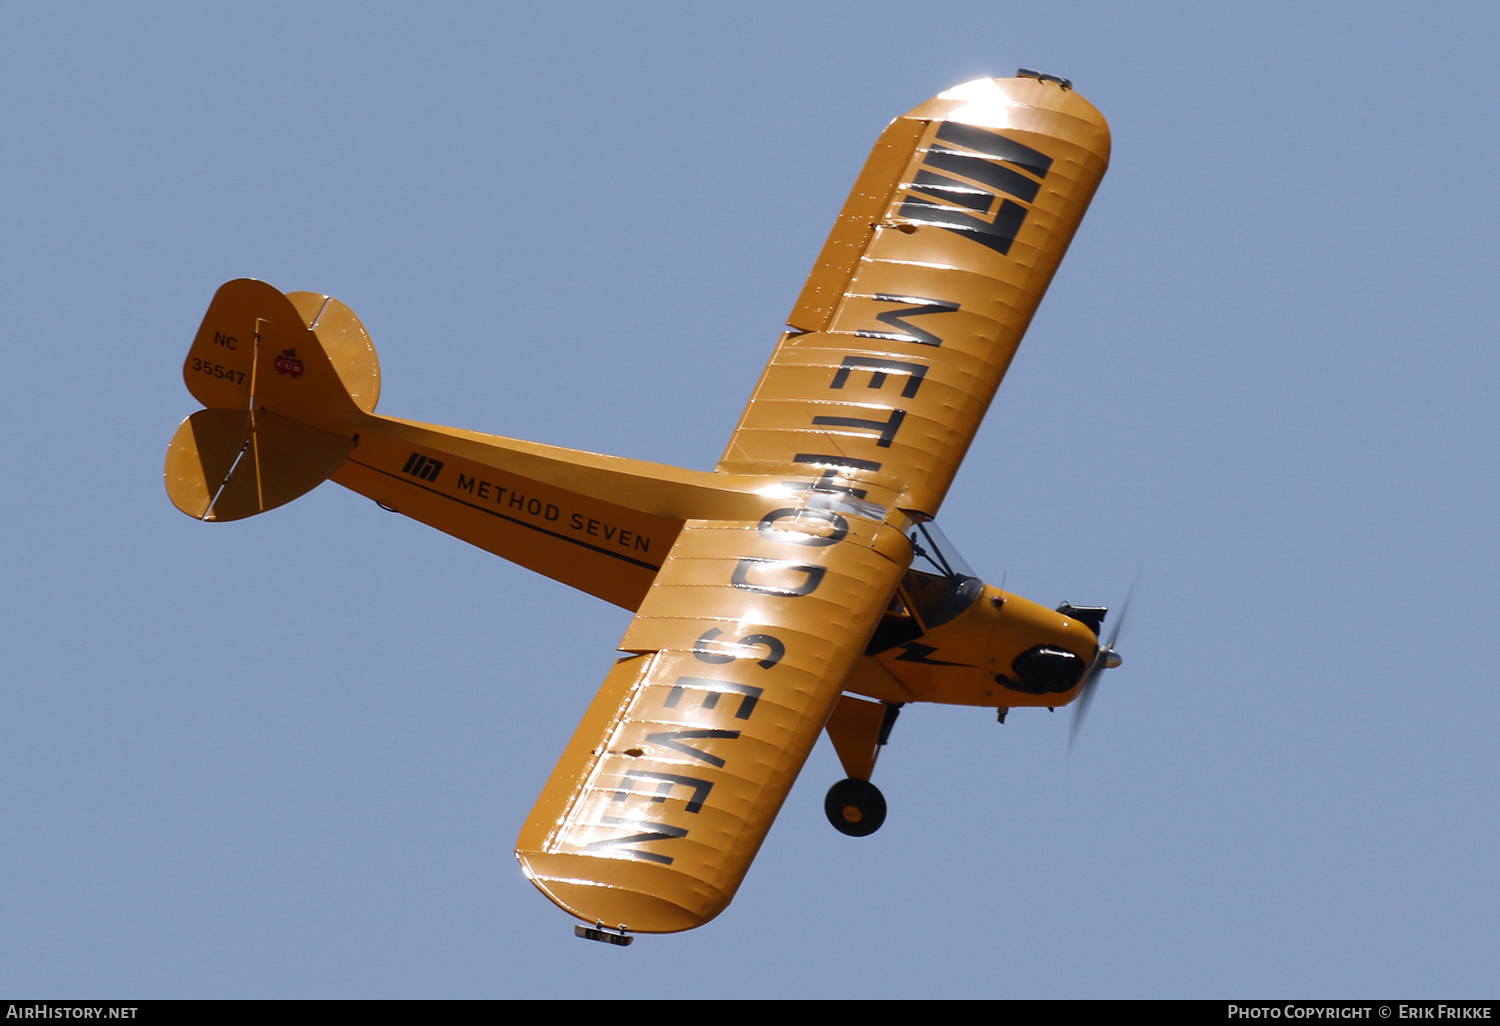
[829,356,928,399]
[730,558,827,597]
[919,151,1040,204]
[612,770,714,814]
[898,195,1028,256]
[691,627,785,670]
[933,120,1053,178]
[811,406,906,448]
[891,123,1054,259]
[911,167,999,210]
[582,816,689,865]
[663,676,763,720]
[756,507,849,546]
[645,729,741,768]
[855,296,959,348]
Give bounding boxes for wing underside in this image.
[516,504,911,932]
[718,76,1111,517]
[516,76,1110,933]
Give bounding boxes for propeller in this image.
[1069,581,1133,749]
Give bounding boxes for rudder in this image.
[166,279,380,521]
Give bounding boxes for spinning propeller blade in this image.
[1069,581,1133,749]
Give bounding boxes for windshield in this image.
[906,521,976,580]
[868,521,983,654]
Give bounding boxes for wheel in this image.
[824,778,887,837]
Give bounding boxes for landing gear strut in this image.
[824,778,887,836]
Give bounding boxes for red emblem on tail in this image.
[274,349,304,378]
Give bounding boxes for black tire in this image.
[824,778,887,837]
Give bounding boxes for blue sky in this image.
[3,2,1497,998]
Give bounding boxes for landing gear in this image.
[824,778,887,836]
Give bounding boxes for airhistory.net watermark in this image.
[6,1007,137,1019]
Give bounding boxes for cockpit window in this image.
[903,568,982,630]
[866,521,984,654]
[907,521,976,580]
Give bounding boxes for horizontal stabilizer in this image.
[165,408,352,521]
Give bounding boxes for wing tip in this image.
[517,851,730,935]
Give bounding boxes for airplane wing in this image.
[516,75,1110,934]
[516,503,912,932]
[718,76,1111,517]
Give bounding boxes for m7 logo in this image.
[402,452,444,483]
[897,121,1054,256]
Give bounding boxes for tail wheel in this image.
[824,778,887,837]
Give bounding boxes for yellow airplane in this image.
[165,71,1117,943]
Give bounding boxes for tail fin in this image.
[165,279,380,521]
